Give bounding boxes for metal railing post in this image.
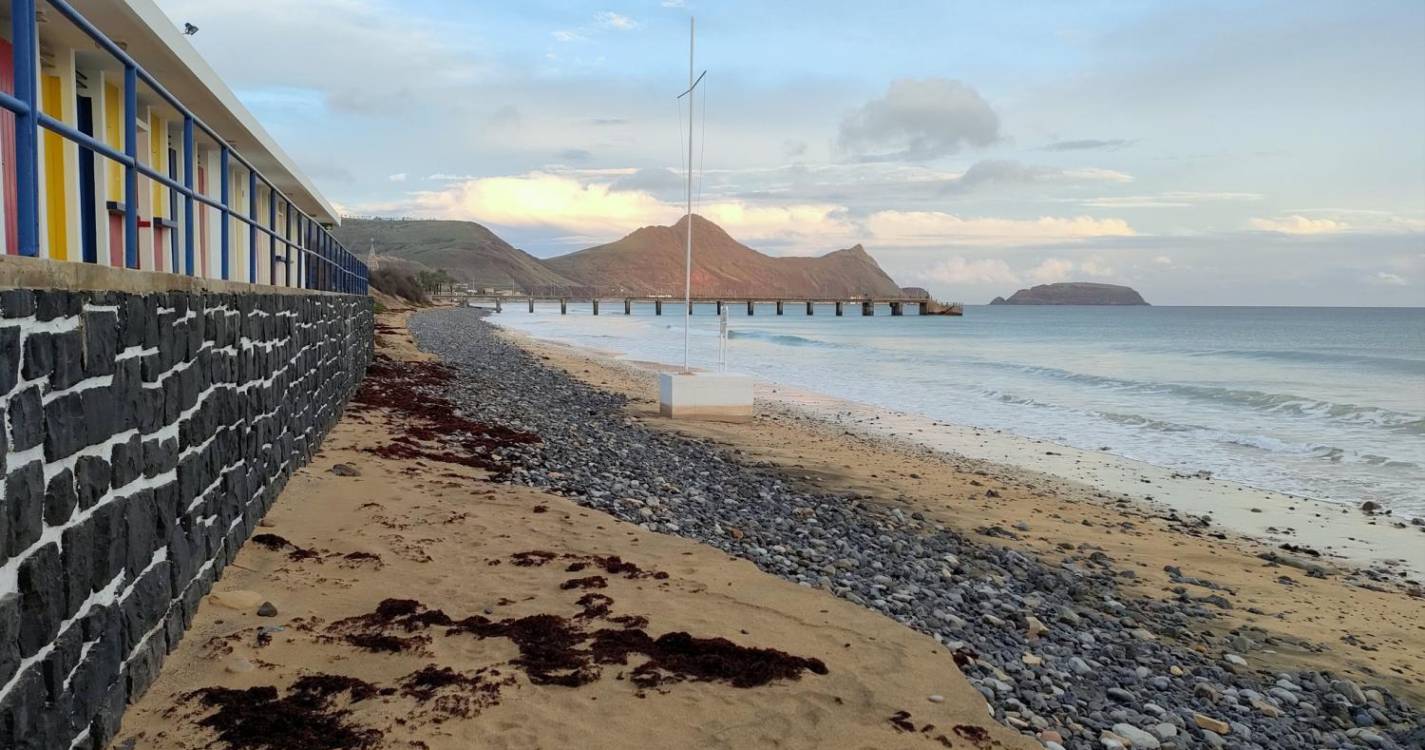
[11,0,39,257]
[284,201,292,287]
[123,64,138,268]
[247,169,256,283]
[268,187,277,285]
[219,146,230,278]
[182,116,194,274]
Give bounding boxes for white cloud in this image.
[359,172,855,251]
[838,78,1000,161]
[595,11,640,30]
[387,172,407,182]
[1078,257,1116,277]
[1250,215,1349,235]
[1028,258,1075,283]
[919,257,1020,285]
[1372,271,1408,286]
[864,211,1136,247]
[1079,191,1262,209]
[940,160,1132,194]
[552,30,585,42]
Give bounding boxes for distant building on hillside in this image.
[0,0,357,290]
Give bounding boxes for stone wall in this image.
[0,288,372,749]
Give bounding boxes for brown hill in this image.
[544,215,905,297]
[334,217,578,292]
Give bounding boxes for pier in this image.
[431,293,963,317]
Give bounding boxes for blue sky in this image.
[155,0,1425,305]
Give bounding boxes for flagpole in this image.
[683,16,695,373]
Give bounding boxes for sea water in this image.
[488,303,1425,517]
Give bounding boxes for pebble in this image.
[1111,723,1161,749]
[256,601,278,617]
[1194,713,1231,735]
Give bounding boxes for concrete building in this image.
[0,0,362,291]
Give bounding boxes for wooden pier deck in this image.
[431,294,963,317]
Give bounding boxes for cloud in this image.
[1250,215,1349,234]
[941,159,1131,194]
[919,257,1020,285]
[1042,138,1134,151]
[552,30,585,42]
[1028,258,1076,283]
[589,117,629,126]
[782,139,808,158]
[609,167,684,194]
[159,0,488,117]
[387,172,407,182]
[555,148,593,162]
[362,172,855,251]
[1372,271,1408,286]
[838,78,1000,161]
[1076,191,1261,208]
[595,11,640,30]
[864,211,1136,247]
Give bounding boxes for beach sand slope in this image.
[114,312,1032,750]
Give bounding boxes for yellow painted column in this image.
[41,74,68,260]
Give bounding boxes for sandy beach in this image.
[113,306,1033,750]
[491,321,1425,709]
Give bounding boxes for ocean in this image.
[487,303,1425,518]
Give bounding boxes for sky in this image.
[154,0,1425,306]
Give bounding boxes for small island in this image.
[990,282,1149,306]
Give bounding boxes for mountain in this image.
[990,282,1149,305]
[333,218,578,291]
[544,215,905,298]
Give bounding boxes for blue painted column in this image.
[11,0,39,257]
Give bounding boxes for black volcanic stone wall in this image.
[0,288,372,750]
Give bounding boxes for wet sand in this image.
[114,310,1033,750]
[500,328,1425,708]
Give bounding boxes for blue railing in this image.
[0,0,367,294]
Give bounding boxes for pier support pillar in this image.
[716,300,724,315]
[495,298,502,313]
[918,301,928,315]
[776,300,784,315]
[835,301,843,316]
[528,297,535,313]
[655,299,663,316]
[560,299,567,315]
[625,298,632,315]
[890,302,903,316]
[689,300,695,314]
[806,301,815,315]
[747,300,755,316]
[592,299,600,315]
[862,301,874,316]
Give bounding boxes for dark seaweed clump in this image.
[188,675,382,750]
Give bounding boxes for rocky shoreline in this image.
[410,307,1422,750]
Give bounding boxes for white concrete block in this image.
[658,371,754,421]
